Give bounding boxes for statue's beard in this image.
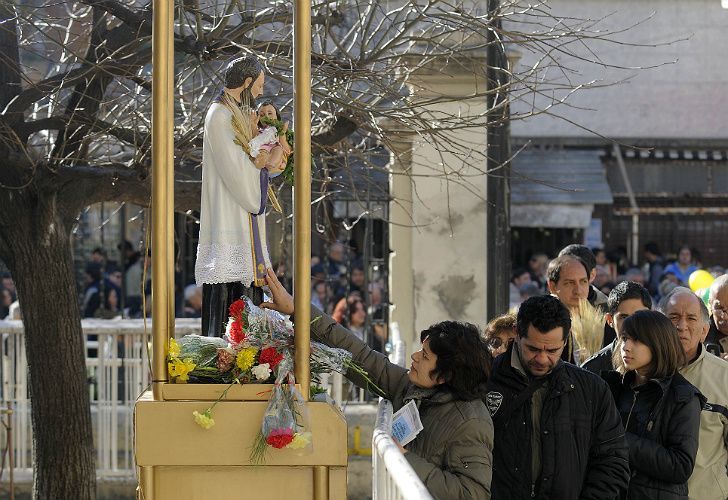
[239,87,256,111]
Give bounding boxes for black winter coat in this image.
[485,343,630,500]
[603,370,704,500]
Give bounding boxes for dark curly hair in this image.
[419,321,490,401]
[517,295,571,341]
[606,280,652,314]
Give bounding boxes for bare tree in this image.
[0,0,673,496]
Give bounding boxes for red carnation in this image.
[229,299,246,321]
[228,320,246,346]
[259,347,284,370]
[266,428,294,449]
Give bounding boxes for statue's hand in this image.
[260,268,294,315]
[279,122,291,155]
[254,151,269,170]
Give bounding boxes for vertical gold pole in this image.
[139,466,155,500]
[151,0,174,400]
[293,0,312,399]
[313,466,329,500]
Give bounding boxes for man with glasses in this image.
[707,274,728,359]
[582,281,652,374]
[485,295,629,500]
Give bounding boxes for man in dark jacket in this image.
[582,281,652,374]
[485,295,629,500]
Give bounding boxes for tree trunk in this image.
[0,192,96,499]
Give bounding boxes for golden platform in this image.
[135,386,348,500]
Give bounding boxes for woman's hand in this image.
[260,268,295,315]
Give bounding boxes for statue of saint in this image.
[195,55,287,337]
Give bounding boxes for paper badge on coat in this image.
[485,391,503,416]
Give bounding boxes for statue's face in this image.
[249,71,265,98]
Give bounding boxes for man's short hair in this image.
[558,244,596,274]
[658,286,710,324]
[607,281,652,314]
[710,275,728,302]
[644,242,660,255]
[511,267,529,283]
[517,295,571,341]
[547,255,588,284]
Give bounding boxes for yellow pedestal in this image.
[135,388,348,500]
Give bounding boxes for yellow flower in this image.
[288,432,312,449]
[168,358,196,382]
[236,347,258,372]
[192,410,215,429]
[168,338,180,358]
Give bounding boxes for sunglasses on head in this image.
[487,337,513,350]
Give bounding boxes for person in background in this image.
[623,267,646,286]
[546,254,590,362]
[528,252,549,292]
[119,240,143,316]
[582,281,652,375]
[643,242,665,300]
[0,288,13,319]
[183,284,203,318]
[509,267,531,309]
[262,268,494,500]
[603,310,702,500]
[518,282,543,303]
[558,244,608,311]
[706,274,728,358]
[664,245,698,287]
[659,287,728,500]
[1,273,17,302]
[485,295,629,500]
[484,312,517,359]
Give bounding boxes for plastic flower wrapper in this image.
[250,356,312,463]
[170,335,230,382]
[240,296,292,343]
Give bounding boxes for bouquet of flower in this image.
[168,297,382,463]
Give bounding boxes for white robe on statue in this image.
[195,102,271,286]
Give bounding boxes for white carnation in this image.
[252,363,271,381]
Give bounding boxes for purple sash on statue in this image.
[249,169,269,287]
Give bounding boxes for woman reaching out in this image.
[261,268,493,500]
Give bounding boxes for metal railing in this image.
[372,328,431,500]
[0,318,202,479]
[0,318,354,480]
[372,399,433,500]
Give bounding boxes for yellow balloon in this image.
[688,270,714,292]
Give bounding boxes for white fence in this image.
[0,319,202,479]
[372,399,433,500]
[372,324,431,500]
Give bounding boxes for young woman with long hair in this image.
[604,310,704,499]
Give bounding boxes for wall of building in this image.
[507,0,728,140]
[389,68,488,354]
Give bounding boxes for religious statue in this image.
[195,55,288,337]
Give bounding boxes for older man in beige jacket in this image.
[660,287,728,500]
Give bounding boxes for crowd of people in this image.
[71,240,389,349]
[260,242,728,500]
[510,242,725,311]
